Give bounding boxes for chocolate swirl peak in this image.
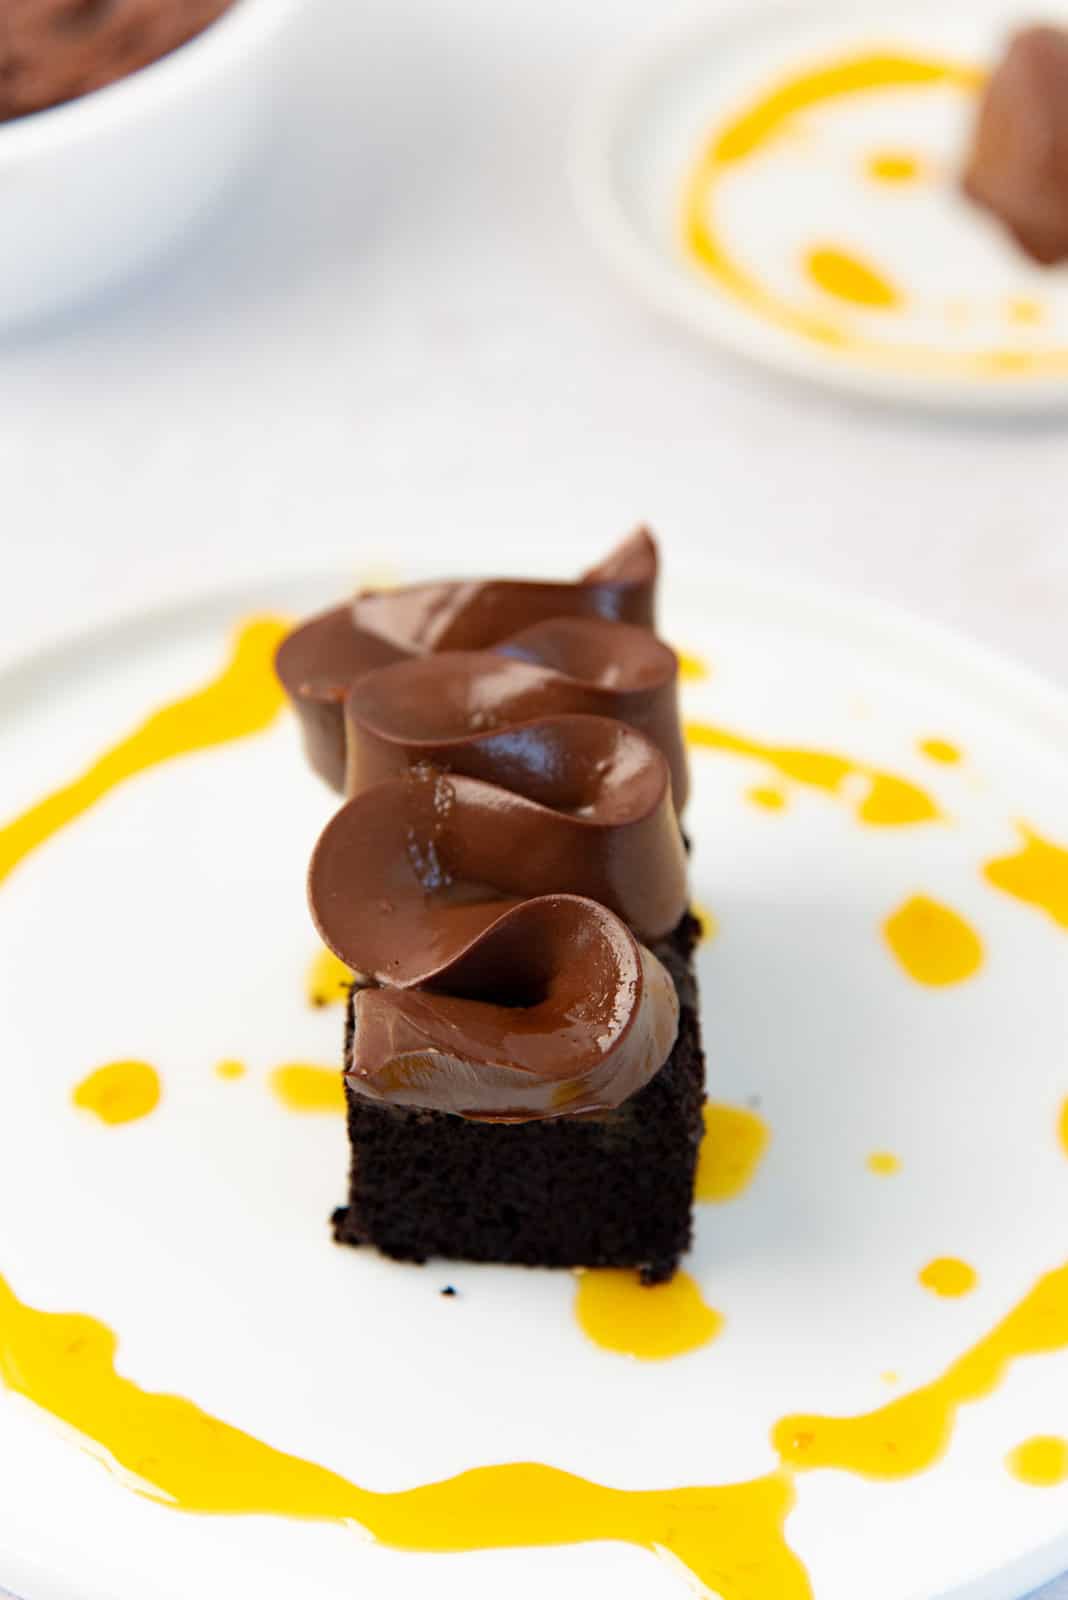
[275,529,659,792]
[312,716,687,970]
[309,744,684,1119]
[343,617,688,813]
[301,533,691,1124]
[322,897,679,1123]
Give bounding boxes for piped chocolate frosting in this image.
[276,529,659,792]
[343,617,688,813]
[289,533,691,1124]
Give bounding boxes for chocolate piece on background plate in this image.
[962,25,1068,266]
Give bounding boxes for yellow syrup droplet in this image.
[0,618,289,890]
[0,1272,806,1598]
[1007,1435,1068,1486]
[883,896,984,986]
[307,946,354,1008]
[269,1064,346,1114]
[984,825,1068,931]
[574,1269,723,1360]
[918,1258,978,1298]
[805,245,903,311]
[709,54,979,166]
[215,1060,246,1081]
[676,650,710,682]
[865,150,924,183]
[73,1062,160,1126]
[867,1151,901,1176]
[859,774,941,825]
[692,901,717,942]
[749,784,787,810]
[774,1258,1068,1480]
[881,1371,900,1385]
[918,738,961,764]
[1059,1097,1068,1158]
[696,1103,771,1202]
[1008,299,1044,326]
[685,720,939,826]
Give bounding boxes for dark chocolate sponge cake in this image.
[332,912,704,1284]
[278,533,706,1281]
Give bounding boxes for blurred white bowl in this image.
[0,0,303,332]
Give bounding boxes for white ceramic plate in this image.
[1,558,1067,1600]
[576,0,1068,412]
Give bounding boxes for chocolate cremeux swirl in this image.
[278,531,693,1123]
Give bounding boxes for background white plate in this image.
[577,0,1068,413]
[0,559,1067,1600]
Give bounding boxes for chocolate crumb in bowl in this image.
[2,0,237,122]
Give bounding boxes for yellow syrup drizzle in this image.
[574,1270,724,1360]
[0,1271,806,1598]
[918,737,961,764]
[307,946,354,1008]
[775,1258,1068,1479]
[1059,1098,1068,1158]
[676,649,710,682]
[1008,299,1045,327]
[804,245,902,310]
[865,150,924,183]
[7,611,1068,1589]
[692,900,717,942]
[0,626,809,1589]
[867,1151,900,1176]
[748,783,787,810]
[918,1258,978,1298]
[6,1254,1068,1587]
[72,1061,160,1126]
[984,826,1068,931]
[1007,1435,1068,1486]
[269,1064,346,1114]
[0,617,289,889]
[681,51,1068,379]
[685,719,939,825]
[215,1060,246,1081]
[696,1103,771,1202]
[882,896,984,987]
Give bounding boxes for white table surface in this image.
[0,0,1066,1595]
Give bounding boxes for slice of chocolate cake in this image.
[330,911,704,1283]
[277,533,706,1282]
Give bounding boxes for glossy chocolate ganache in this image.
[278,533,692,1124]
